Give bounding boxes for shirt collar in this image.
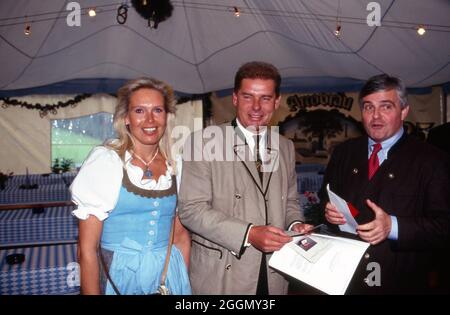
[235,118,267,149]
[124,150,133,165]
[368,127,404,156]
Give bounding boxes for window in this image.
[51,113,116,168]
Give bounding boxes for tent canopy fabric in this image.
[1,0,449,96]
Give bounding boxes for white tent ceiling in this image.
[1,0,449,96]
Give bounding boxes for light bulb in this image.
[88,8,96,17]
[417,26,426,36]
[24,24,31,36]
[334,25,341,37]
[234,7,240,17]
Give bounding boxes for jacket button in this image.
[388,173,395,179]
[352,168,358,174]
[235,194,241,199]
[225,264,231,270]
[364,253,370,259]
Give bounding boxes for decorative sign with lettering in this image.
[287,93,354,112]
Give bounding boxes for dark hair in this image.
[359,74,408,109]
[234,61,281,96]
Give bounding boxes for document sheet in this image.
[269,233,370,295]
[326,184,358,234]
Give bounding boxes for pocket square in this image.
[347,202,359,218]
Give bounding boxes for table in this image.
[0,243,79,295]
[0,206,78,246]
[0,173,80,295]
[0,183,71,205]
[8,173,76,186]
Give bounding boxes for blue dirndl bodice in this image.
[100,170,191,295]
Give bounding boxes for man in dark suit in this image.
[322,74,450,294]
[427,122,450,156]
[426,122,450,291]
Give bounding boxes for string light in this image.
[417,25,426,36]
[0,2,448,35]
[24,16,31,36]
[233,7,240,17]
[334,24,341,37]
[88,8,97,17]
[24,23,31,36]
[148,12,158,29]
[334,0,341,38]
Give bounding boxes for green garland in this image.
[1,94,92,118]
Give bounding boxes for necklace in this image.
[132,147,159,178]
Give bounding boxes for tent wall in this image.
[0,95,202,174]
[0,85,444,174]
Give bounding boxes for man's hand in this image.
[357,199,392,245]
[290,222,314,234]
[324,202,346,225]
[248,225,292,253]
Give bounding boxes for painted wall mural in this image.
[279,93,364,164]
[279,108,364,164]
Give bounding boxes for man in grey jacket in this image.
[178,61,311,295]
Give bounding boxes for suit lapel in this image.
[231,119,266,193]
[260,135,279,194]
[233,143,263,192]
[354,139,370,189]
[343,138,371,207]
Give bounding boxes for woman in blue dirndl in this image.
[71,77,191,295]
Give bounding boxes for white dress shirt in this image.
[236,118,267,158]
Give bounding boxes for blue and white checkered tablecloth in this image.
[0,206,78,246]
[8,173,77,187]
[0,183,71,204]
[295,163,326,173]
[297,172,324,193]
[0,243,80,295]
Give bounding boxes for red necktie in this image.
[368,143,382,180]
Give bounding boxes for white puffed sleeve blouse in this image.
[70,145,182,221]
